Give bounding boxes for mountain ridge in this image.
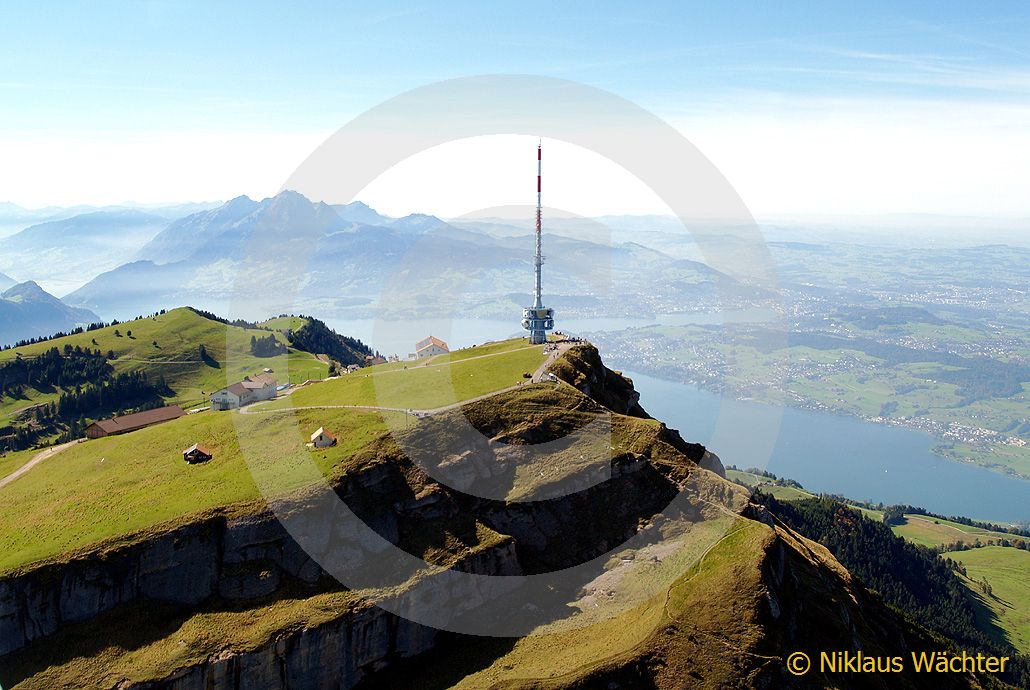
[67,190,742,322]
[0,281,100,347]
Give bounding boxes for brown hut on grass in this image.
[182,443,213,464]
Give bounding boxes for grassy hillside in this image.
[725,467,815,501]
[0,338,545,573]
[0,308,329,449]
[271,339,546,412]
[952,547,1030,655]
[259,315,308,332]
[0,447,37,479]
[0,405,404,573]
[893,515,1017,548]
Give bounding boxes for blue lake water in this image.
[623,371,1030,523]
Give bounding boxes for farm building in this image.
[85,405,186,439]
[210,374,277,410]
[182,443,213,464]
[310,427,337,448]
[415,335,449,359]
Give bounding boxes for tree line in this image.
[250,334,287,357]
[0,346,111,398]
[879,502,1030,539]
[283,316,373,367]
[0,348,170,451]
[1,309,172,352]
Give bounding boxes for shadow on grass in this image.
[0,599,192,687]
[963,581,1016,650]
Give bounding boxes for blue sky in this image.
[4,2,1030,215]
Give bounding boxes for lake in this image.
[623,370,1030,523]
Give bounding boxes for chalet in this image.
[415,335,449,359]
[85,405,186,439]
[182,443,213,464]
[364,354,388,366]
[310,427,337,448]
[210,374,277,410]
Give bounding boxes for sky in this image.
[3,2,1030,218]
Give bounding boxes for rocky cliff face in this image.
[0,460,525,659]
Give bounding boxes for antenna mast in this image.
[521,140,555,344]
[534,140,543,308]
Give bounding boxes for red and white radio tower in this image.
[521,140,555,344]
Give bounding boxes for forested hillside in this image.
[758,493,1030,687]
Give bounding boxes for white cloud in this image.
[0,129,328,208]
[678,97,1030,218]
[3,95,1030,219]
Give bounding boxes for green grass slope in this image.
[893,516,1017,549]
[0,338,545,573]
[726,469,1020,550]
[952,547,1030,655]
[271,339,546,412]
[0,307,329,440]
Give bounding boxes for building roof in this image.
[310,426,337,442]
[89,405,186,435]
[219,382,249,397]
[245,373,277,386]
[214,375,276,398]
[183,443,212,456]
[416,335,449,352]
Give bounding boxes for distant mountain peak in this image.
[390,213,445,232]
[133,191,345,266]
[224,194,255,208]
[0,279,101,346]
[332,200,390,226]
[2,279,48,300]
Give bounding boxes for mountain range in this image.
[59,190,738,322]
[0,280,100,346]
[0,209,172,294]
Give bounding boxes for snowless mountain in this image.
[0,209,185,294]
[0,281,101,346]
[135,192,342,265]
[67,190,742,322]
[331,200,392,226]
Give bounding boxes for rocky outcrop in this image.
[0,464,414,657]
[0,518,222,656]
[127,604,439,690]
[549,344,647,418]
